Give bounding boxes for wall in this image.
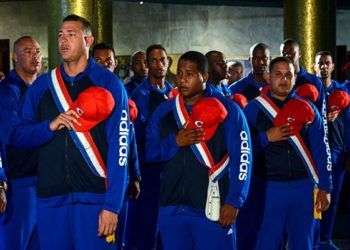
[0,1,349,64]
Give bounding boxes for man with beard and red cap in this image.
[244,56,332,250]
[229,43,270,101]
[145,50,252,250]
[0,36,42,250]
[205,50,231,96]
[11,15,129,250]
[130,44,173,250]
[314,51,349,250]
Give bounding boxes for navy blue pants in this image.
[37,196,116,250]
[235,177,266,250]
[133,166,161,250]
[255,179,316,250]
[0,177,39,250]
[158,206,236,250]
[315,150,346,247]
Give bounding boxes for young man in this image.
[280,39,326,114]
[205,50,231,96]
[125,51,148,96]
[0,36,42,250]
[229,43,270,101]
[145,51,252,250]
[130,44,173,250]
[12,15,129,250]
[226,61,244,86]
[314,51,348,250]
[92,42,118,73]
[245,56,332,250]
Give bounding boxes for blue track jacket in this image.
[145,87,252,209]
[11,59,129,213]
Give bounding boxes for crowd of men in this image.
[0,14,349,250]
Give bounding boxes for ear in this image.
[85,35,94,48]
[12,52,17,63]
[203,72,209,82]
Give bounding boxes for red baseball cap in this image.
[296,84,319,103]
[128,99,138,122]
[71,87,115,132]
[168,88,179,100]
[328,90,350,112]
[230,93,248,108]
[187,97,228,141]
[274,98,315,134]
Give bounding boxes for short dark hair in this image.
[269,56,293,72]
[249,43,270,57]
[63,14,92,35]
[179,51,208,74]
[146,44,167,62]
[205,50,223,60]
[315,51,332,58]
[228,60,243,68]
[282,38,299,48]
[92,43,115,57]
[13,36,34,52]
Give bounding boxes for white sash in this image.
[255,94,319,184]
[173,94,229,221]
[49,68,106,178]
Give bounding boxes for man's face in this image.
[93,49,117,72]
[269,61,295,98]
[132,52,148,78]
[281,43,300,67]
[14,38,42,75]
[208,52,227,81]
[58,21,92,62]
[314,55,334,80]
[147,49,168,79]
[227,65,243,84]
[251,49,270,74]
[176,59,207,99]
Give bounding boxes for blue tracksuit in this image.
[0,70,40,250]
[244,91,332,250]
[130,78,173,250]
[117,122,141,250]
[207,80,231,96]
[229,72,266,101]
[12,58,129,250]
[316,81,348,246]
[145,87,252,250]
[125,76,146,97]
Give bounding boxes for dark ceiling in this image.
[118,0,350,9]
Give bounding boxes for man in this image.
[145,50,252,250]
[125,51,148,96]
[0,36,42,250]
[205,50,230,96]
[226,61,244,86]
[12,15,129,250]
[280,39,326,114]
[229,43,270,101]
[130,44,173,250]
[93,44,141,249]
[245,56,332,250]
[314,51,347,250]
[92,42,118,73]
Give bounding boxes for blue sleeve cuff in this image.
[224,195,244,209]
